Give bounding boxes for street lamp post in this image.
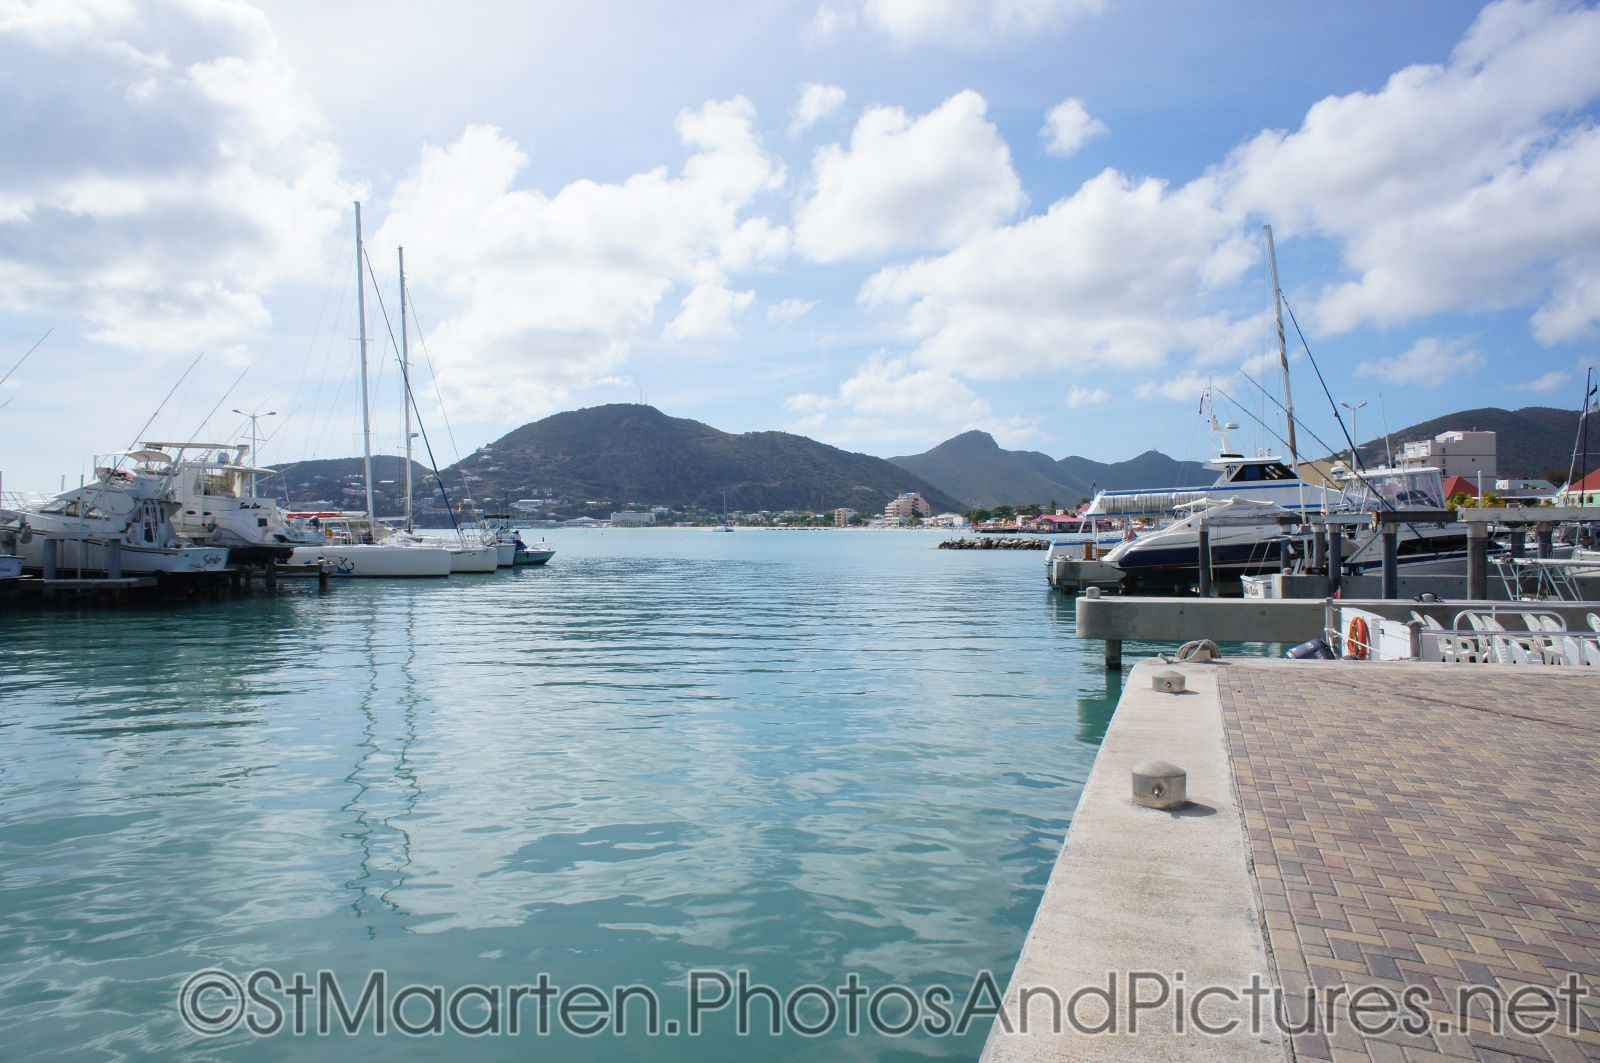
[1340,401,1368,474]
[232,408,276,496]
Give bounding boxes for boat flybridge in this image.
[1082,418,1324,519]
[139,440,321,564]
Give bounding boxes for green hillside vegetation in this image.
[890,431,1210,508]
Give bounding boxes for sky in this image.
[3,0,1599,491]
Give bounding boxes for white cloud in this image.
[665,282,755,340]
[789,83,847,137]
[375,97,786,419]
[1223,0,1600,343]
[1065,384,1109,408]
[794,90,1023,262]
[1042,97,1107,157]
[0,0,357,351]
[1513,369,1571,393]
[1134,372,1215,403]
[859,168,1253,379]
[785,353,1041,447]
[767,298,818,324]
[818,0,1106,45]
[1355,337,1483,387]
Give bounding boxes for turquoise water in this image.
[0,529,1133,1061]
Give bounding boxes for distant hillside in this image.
[425,404,961,514]
[268,455,434,516]
[1341,406,1596,482]
[888,431,1078,508]
[890,432,1208,507]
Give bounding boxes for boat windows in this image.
[1227,462,1295,483]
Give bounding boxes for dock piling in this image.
[1467,522,1488,600]
[1327,528,1342,595]
[1197,523,1213,598]
[1536,524,1554,560]
[1104,638,1122,671]
[1380,525,1398,599]
[42,538,57,580]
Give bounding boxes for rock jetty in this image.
[938,536,1048,551]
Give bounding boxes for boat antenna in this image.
[354,201,377,526]
[118,350,205,470]
[0,326,52,391]
[1378,391,1394,466]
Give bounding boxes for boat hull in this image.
[449,546,499,573]
[491,542,516,567]
[17,537,229,575]
[0,554,22,581]
[288,544,452,577]
[515,547,555,565]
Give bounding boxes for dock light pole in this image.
[1340,401,1368,472]
[232,408,276,496]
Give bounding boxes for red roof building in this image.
[1442,475,1478,499]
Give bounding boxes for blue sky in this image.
[2,0,1597,490]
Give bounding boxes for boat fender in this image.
[1346,617,1371,660]
[1286,638,1335,660]
[1174,638,1222,663]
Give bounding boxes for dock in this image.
[985,658,1600,1061]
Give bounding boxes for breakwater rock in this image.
[938,536,1048,551]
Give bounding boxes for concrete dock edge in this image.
[982,659,1287,1061]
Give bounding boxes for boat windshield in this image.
[1342,468,1445,511]
[1225,461,1296,483]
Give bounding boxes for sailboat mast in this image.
[355,201,376,526]
[399,246,414,533]
[1264,224,1298,467]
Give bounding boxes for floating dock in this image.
[986,657,1600,1061]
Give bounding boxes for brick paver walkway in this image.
[1219,663,1600,1062]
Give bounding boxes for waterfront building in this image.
[1556,469,1600,506]
[833,508,855,527]
[1399,429,1496,480]
[610,511,656,526]
[883,492,932,523]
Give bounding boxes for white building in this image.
[1494,478,1556,502]
[833,508,856,527]
[610,511,656,526]
[1399,430,1496,481]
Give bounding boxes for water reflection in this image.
[0,531,1111,1060]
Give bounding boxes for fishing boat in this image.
[0,452,229,575]
[142,439,320,564]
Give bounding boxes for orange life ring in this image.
[1346,616,1371,660]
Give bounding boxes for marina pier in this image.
[988,657,1600,1061]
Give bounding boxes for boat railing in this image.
[1328,602,1600,666]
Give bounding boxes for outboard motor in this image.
[1286,638,1335,660]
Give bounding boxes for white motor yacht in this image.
[142,440,320,564]
[0,452,229,575]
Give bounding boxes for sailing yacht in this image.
[283,202,452,578]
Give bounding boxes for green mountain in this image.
[266,454,434,515]
[1340,406,1596,482]
[279,404,962,515]
[887,431,1076,508]
[889,431,1209,507]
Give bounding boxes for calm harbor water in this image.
[0,529,1152,1061]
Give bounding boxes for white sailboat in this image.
[285,202,451,578]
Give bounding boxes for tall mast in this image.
[355,201,376,526]
[399,246,415,533]
[1264,225,1298,467]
